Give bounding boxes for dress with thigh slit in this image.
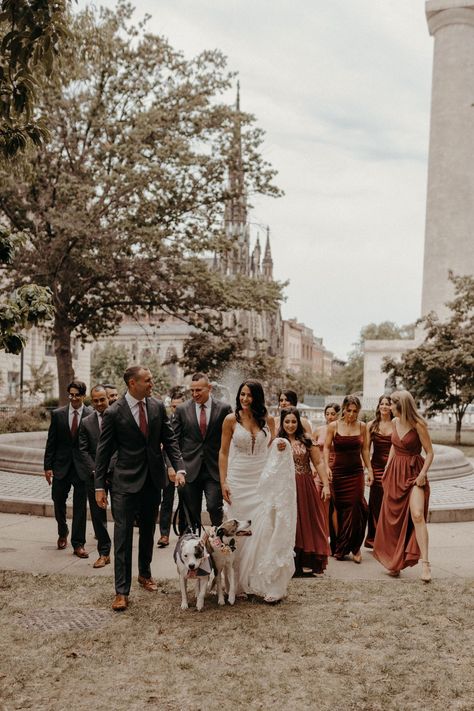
[364,431,392,548]
[293,441,329,574]
[330,427,368,559]
[373,427,430,572]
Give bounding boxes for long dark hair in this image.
[278,389,298,407]
[235,379,268,431]
[278,406,313,450]
[369,395,393,435]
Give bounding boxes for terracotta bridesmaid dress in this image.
[373,427,430,573]
[292,440,330,574]
[329,425,368,559]
[364,430,392,548]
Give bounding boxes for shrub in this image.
[0,407,50,434]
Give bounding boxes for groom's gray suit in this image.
[173,396,232,530]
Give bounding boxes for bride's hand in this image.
[276,438,287,452]
[321,484,331,502]
[222,481,232,505]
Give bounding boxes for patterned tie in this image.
[70,409,78,437]
[199,404,207,438]
[138,400,148,438]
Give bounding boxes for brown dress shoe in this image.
[57,535,68,550]
[157,535,169,548]
[93,555,111,568]
[73,547,89,559]
[112,594,128,611]
[138,575,158,592]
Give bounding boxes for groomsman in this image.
[95,365,186,611]
[44,380,93,557]
[173,373,232,531]
[104,383,119,405]
[78,384,112,568]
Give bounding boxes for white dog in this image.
[174,533,212,611]
[206,519,252,606]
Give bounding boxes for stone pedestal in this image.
[422,1,474,319]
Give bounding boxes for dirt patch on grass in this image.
[0,570,473,711]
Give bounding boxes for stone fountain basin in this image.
[0,432,471,481]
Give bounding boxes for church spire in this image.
[262,226,273,280]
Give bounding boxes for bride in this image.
[219,379,296,603]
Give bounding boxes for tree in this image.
[383,274,474,444]
[0,2,283,403]
[91,341,129,390]
[286,368,333,399]
[341,321,415,394]
[180,332,246,381]
[25,359,54,398]
[140,351,170,398]
[0,0,70,159]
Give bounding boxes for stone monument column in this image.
[422,0,474,318]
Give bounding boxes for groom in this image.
[173,372,232,531]
[95,365,185,611]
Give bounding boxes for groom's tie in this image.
[138,400,148,438]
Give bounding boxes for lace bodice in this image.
[292,440,311,476]
[231,422,270,457]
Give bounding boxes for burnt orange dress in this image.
[364,431,392,548]
[330,428,368,559]
[293,440,330,574]
[373,427,430,572]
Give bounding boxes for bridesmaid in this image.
[315,402,341,467]
[373,390,433,582]
[364,395,393,549]
[324,394,372,563]
[279,406,331,576]
[276,389,312,434]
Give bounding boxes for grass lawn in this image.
[1,570,473,711]
[430,427,474,458]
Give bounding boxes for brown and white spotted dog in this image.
[174,533,212,611]
[206,519,252,606]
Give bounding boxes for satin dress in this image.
[373,427,430,572]
[329,428,368,559]
[364,430,392,549]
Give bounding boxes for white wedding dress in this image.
[225,423,297,600]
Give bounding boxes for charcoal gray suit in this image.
[173,397,232,531]
[95,395,185,595]
[44,404,93,549]
[78,411,111,558]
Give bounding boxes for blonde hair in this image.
[391,390,425,428]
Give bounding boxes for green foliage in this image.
[91,342,129,391]
[0,405,49,433]
[286,368,333,399]
[0,0,70,159]
[383,273,474,443]
[25,359,54,396]
[0,227,53,354]
[0,2,283,399]
[339,320,415,395]
[180,333,246,380]
[140,351,170,398]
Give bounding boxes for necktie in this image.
[98,413,103,431]
[71,410,78,437]
[138,400,148,438]
[199,404,207,438]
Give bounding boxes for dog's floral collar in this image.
[209,534,236,555]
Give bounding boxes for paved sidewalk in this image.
[0,512,473,582]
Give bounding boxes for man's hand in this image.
[175,471,186,487]
[95,490,108,509]
[44,470,53,486]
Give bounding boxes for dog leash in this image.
[172,486,211,539]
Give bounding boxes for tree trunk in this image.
[455,415,462,446]
[53,318,75,405]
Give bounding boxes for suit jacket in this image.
[94,396,185,494]
[173,397,232,482]
[78,411,102,479]
[44,404,94,480]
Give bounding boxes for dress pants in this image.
[51,466,87,550]
[181,466,223,533]
[87,476,111,557]
[159,479,175,537]
[111,474,161,595]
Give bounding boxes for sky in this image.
[78,0,433,360]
